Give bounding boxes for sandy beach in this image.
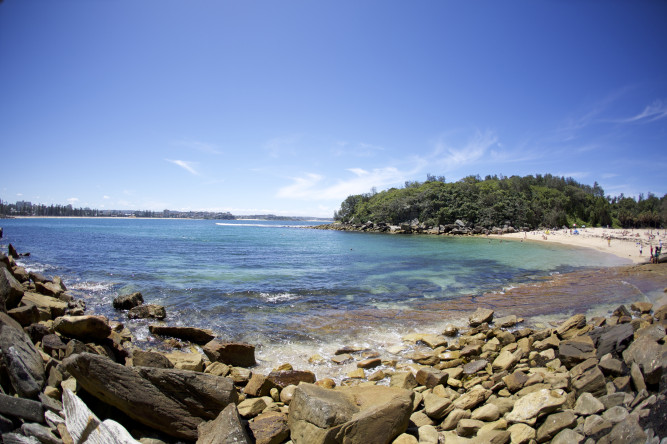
[490,226,666,265]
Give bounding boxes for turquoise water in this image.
[1,218,627,345]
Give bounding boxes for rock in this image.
[469,308,494,327]
[451,388,491,411]
[196,403,251,444]
[28,272,49,284]
[54,315,111,341]
[602,406,629,424]
[128,304,166,320]
[203,340,256,368]
[457,418,484,437]
[20,423,61,444]
[443,324,459,336]
[287,384,413,444]
[148,325,215,345]
[418,425,439,444]
[267,370,316,388]
[423,393,451,419]
[505,388,567,425]
[415,367,448,388]
[249,411,289,444]
[583,414,612,438]
[62,389,139,444]
[11,267,29,283]
[599,357,625,376]
[1,267,24,311]
[630,301,652,313]
[0,393,44,423]
[535,410,577,442]
[7,304,40,326]
[244,374,277,397]
[390,372,418,390]
[21,292,67,318]
[409,411,434,428]
[331,354,352,364]
[441,408,470,430]
[503,370,528,392]
[113,292,144,310]
[419,334,448,349]
[392,434,418,444]
[471,403,500,422]
[132,349,174,369]
[492,349,521,372]
[357,358,381,369]
[593,323,634,358]
[62,352,238,440]
[555,314,586,338]
[34,281,63,298]
[8,244,19,259]
[550,428,584,444]
[463,359,488,375]
[574,392,604,415]
[558,337,596,368]
[280,385,297,404]
[629,362,646,391]
[572,363,607,397]
[41,334,67,356]
[165,351,204,371]
[0,312,45,398]
[495,315,517,328]
[237,398,268,418]
[508,423,536,444]
[604,416,646,443]
[622,336,663,385]
[205,361,230,377]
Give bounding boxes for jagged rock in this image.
[287,384,413,444]
[0,393,44,423]
[622,336,664,385]
[20,423,61,444]
[469,308,494,327]
[131,349,174,368]
[1,267,24,311]
[441,408,470,430]
[535,410,577,442]
[21,293,67,318]
[558,337,596,368]
[503,370,528,392]
[54,315,111,341]
[550,428,584,444]
[128,304,166,320]
[574,392,604,415]
[593,323,634,358]
[34,281,63,298]
[148,325,216,345]
[599,356,625,376]
[390,372,418,390]
[197,403,251,444]
[505,389,567,425]
[555,314,586,338]
[600,416,646,443]
[495,315,517,328]
[62,389,139,444]
[8,244,19,259]
[249,411,289,444]
[571,361,607,397]
[583,415,612,438]
[62,352,238,440]
[415,367,448,388]
[238,398,268,418]
[165,351,204,371]
[244,374,277,397]
[267,370,316,388]
[113,292,144,310]
[7,304,40,326]
[463,359,488,375]
[0,313,45,398]
[203,340,256,367]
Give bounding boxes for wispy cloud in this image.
[166,159,199,175]
[264,135,301,158]
[277,167,407,201]
[67,197,79,204]
[617,99,667,123]
[432,130,499,170]
[173,140,221,154]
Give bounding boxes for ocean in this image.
[1,217,655,379]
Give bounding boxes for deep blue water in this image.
[0,218,628,347]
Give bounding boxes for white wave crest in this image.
[69,281,113,292]
[260,292,298,303]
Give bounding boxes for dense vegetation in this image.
[334,174,666,229]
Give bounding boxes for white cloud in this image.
[67,197,79,204]
[277,167,407,201]
[103,195,110,199]
[433,130,499,170]
[619,99,667,123]
[16,193,23,197]
[166,159,199,175]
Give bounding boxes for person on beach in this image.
[607,236,611,247]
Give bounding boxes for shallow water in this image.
[3,218,655,379]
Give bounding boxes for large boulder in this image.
[21,292,68,318]
[62,352,238,440]
[505,389,567,425]
[469,308,494,327]
[287,383,414,444]
[112,292,144,310]
[267,370,316,388]
[149,325,216,345]
[203,340,256,367]
[54,315,112,341]
[128,304,166,320]
[197,403,252,444]
[0,267,24,311]
[0,312,45,398]
[622,336,665,385]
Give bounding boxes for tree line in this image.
[334,174,666,229]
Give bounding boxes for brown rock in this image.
[196,403,251,444]
[112,292,144,310]
[249,411,289,444]
[469,308,494,327]
[244,373,277,397]
[53,315,111,341]
[128,304,166,320]
[267,370,316,388]
[1,267,24,311]
[630,301,653,313]
[357,357,381,369]
[416,367,449,388]
[203,340,256,367]
[0,312,46,398]
[555,314,586,339]
[148,325,215,345]
[132,349,174,369]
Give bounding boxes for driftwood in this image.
[62,389,139,444]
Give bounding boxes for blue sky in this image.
[1,1,666,217]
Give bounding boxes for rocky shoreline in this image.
[310,220,510,235]
[1,241,666,444]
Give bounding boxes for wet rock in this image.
[0,312,45,398]
[128,304,166,320]
[53,315,111,341]
[8,244,19,259]
[267,370,316,388]
[630,301,653,314]
[196,403,251,444]
[287,384,413,444]
[63,352,238,441]
[357,357,381,369]
[148,325,215,345]
[249,411,289,444]
[113,292,144,310]
[506,388,567,425]
[203,340,256,367]
[469,308,494,327]
[443,324,459,337]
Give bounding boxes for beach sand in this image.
[490,226,665,265]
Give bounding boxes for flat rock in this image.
[148,325,215,345]
[630,301,652,313]
[423,393,451,419]
[469,308,494,327]
[550,428,584,444]
[508,423,536,444]
[495,315,517,328]
[249,411,289,444]
[63,352,238,441]
[463,359,488,375]
[0,312,45,398]
[21,292,67,318]
[128,304,166,320]
[558,337,596,368]
[203,340,256,367]
[390,372,418,390]
[112,292,144,310]
[0,393,44,423]
[555,314,586,338]
[196,403,251,444]
[165,351,204,371]
[287,384,413,444]
[535,410,577,442]
[237,398,268,418]
[505,388,567,425]
[54,315,111,341]
[415,367,448,388]
[267,370,316,388]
